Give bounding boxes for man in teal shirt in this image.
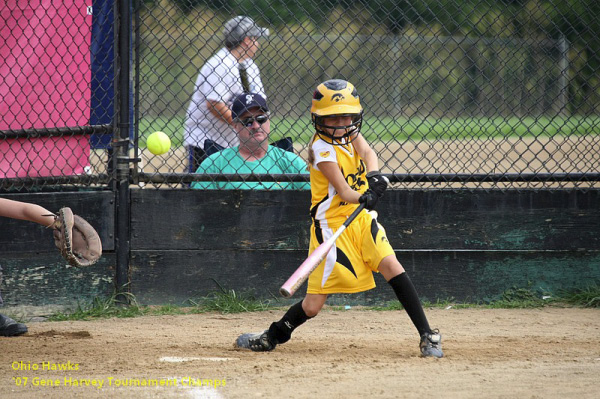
[192,93,310,190]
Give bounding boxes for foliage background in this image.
[138,0,599,124]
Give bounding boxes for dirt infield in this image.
[2,307,599,398]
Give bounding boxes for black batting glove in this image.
[366,171,388,198]
[359,189,379,210]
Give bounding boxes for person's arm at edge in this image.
[0,198,55,227]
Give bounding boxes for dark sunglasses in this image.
[238,114,269,127]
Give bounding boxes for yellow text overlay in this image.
[12,377,227,389]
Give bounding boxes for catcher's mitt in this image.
[51,207,102,267]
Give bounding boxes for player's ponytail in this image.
[306,132,318,170]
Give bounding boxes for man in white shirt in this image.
[183,16,269,172]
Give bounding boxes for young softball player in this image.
[236,79,443,358]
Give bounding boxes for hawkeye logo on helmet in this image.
[331,93,345,102]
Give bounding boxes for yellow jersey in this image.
[309,137,368,229]
[307,136,395,294]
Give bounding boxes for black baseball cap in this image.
[231,93,270,120]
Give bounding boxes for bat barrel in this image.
[279,271,308,298]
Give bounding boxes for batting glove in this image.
[366,171,388,198]
[359,189,379,210]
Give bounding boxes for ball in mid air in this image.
[147,131,171,155]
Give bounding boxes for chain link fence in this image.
[1,1,113,192]
[2,1,599,191]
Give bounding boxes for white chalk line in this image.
[159,356,238,363]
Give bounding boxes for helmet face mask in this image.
[311,79,363,145]
[311,113,363,145]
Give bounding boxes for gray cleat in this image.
[420,329,443,358]
[0,314,28,337]
[235,330,277,352]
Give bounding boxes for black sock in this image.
[388,273,432,336]
[268,301,313,344]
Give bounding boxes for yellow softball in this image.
[147,131,171,155]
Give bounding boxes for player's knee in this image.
[379,256,405,281]
[303,304,321,317]
[302,298,325,317]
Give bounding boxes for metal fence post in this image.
[114,0,132,303]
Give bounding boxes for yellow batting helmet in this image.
[311,79,362,116]
[311,79,363,145]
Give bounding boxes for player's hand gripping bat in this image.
[279,203,366,297]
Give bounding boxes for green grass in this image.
[137,115,600,148]
[190,288,272,314]
[363,115,600,142]
[486,285,548,308]
[558,285,600,308]
[367,285,600,311]
[48,292,145,321]
[45,285,600,321]
[47,287,272,321]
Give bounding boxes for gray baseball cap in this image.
[223,16,269,48]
